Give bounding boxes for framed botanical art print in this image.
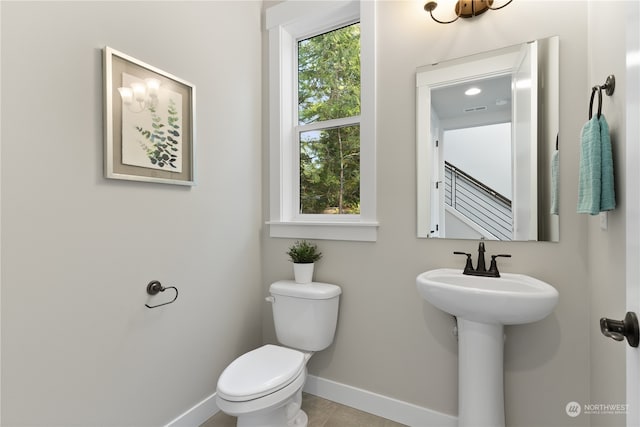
[103,47,195,185]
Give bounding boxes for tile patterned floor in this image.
[200,393,407,427]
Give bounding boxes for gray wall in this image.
[1,1,263,425]
[261,2,597,426]
[1,1,631,426]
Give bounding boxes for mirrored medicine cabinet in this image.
[416,36,560,242]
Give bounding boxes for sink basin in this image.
[417,268,559,325]
[417,267,559,426]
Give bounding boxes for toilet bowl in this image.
[216,345,312,427]
[215,281,341,427]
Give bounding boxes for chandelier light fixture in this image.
[424,0,513,24]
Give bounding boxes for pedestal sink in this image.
[416,268,559,427]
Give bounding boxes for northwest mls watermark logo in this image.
[566,401,628,417]
[565,401,581,417]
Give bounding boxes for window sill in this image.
[267,220,378,242]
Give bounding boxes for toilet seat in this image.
[217,345,305,402]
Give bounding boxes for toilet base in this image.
[218,368,308,427]
[289,408,308,427]
[236,410,307,427]
[235,387,307,427]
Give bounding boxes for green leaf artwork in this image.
[120,72,183,173]
[134,99,181,169]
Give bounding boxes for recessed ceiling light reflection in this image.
[465,87,482,96]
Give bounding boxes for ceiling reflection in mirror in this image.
[416,36,559,242]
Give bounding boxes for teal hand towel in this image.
[577,116,601,215]
[550,150,559,215]
[599,115,616,211]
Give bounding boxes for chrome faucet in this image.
[454,242,511,277]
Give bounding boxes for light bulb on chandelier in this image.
[117,78,161,113]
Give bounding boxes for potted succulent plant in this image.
[286,240,323,284]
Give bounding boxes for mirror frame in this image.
[416,37,560,242]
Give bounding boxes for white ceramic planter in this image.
[293,263,314,284]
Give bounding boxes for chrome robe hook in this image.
[145,280,179,309]
[589,75,615,119]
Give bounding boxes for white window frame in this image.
[265,0,377,242]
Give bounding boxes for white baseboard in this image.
[303,375,457,427]
[165,376,457,427]
[165,392,219,427]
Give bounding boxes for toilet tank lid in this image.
[270,280,341,299]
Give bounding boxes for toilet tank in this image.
[269,280,341,352]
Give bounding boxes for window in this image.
[266,0,377,242]
[298,23,361,215]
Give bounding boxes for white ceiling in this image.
[431,74,512,129]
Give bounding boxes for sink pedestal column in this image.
[457,318,505,427]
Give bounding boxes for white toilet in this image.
[216,280,341,427]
